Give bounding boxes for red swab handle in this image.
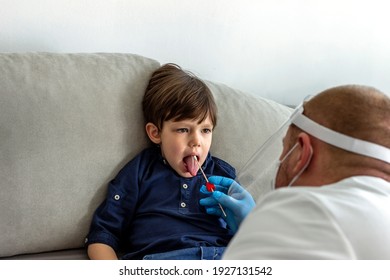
[206,182,215,192]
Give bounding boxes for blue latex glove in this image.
[199,176,255,233]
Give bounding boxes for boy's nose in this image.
[190,134,201,147]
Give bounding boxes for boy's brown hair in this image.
[142,63,217,130]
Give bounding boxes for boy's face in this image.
[147,116,214,178]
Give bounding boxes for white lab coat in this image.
[223,176,390,259]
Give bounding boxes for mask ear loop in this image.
[287,145,313,187]
[271,143,299,190]
[279,143,299,163]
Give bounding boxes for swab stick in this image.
[194,156,227,217]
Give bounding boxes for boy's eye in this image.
[176,128,189,133]
[202,128,212,134]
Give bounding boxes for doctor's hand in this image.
[199,176,255,233]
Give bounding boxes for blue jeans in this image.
[142,246,225,260]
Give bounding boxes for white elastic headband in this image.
[291,109,390,164]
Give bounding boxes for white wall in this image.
[1,0,389,105]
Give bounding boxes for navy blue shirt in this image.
[85,146,236,259]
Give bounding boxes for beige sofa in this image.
[0,53,291,259]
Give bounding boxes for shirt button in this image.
[182,184,188,189]
[180,202,186,208]
[114,194,120,200]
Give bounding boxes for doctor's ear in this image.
[293,132,313,173]
[145,123,161,144]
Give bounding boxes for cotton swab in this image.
[194,156,227,217]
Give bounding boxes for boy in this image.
[85,64,236,259]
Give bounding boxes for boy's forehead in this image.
[170,116,214,126]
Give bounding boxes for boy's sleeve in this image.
[85,158,141,251]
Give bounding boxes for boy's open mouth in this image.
[183,155,199,176]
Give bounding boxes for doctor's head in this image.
[275,85,390,188]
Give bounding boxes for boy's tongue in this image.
[184,155,199,176]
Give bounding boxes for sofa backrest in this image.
[0,53,291,257]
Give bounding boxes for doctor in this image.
[200,85,390,259]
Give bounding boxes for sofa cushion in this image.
[0,53,160,258]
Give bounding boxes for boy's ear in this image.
[145,123,161,144]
